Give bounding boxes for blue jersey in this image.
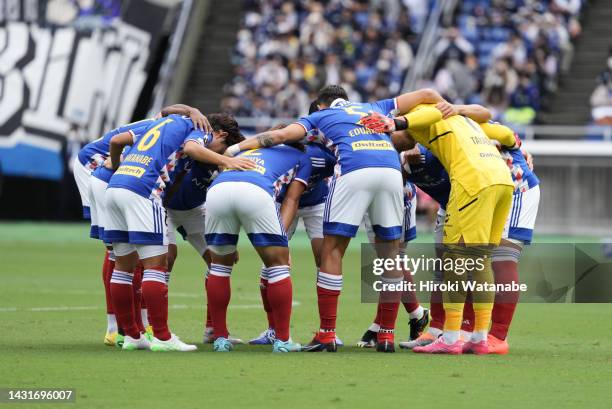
[276,143,336,208]
[166,162,218,211]
[407,145,451,209]
[78,119,154,171]
[297,98,400,175]
[211,145,309,197]
[501,147,540,193]
[108,115,209,200]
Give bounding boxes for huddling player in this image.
[204,142,311,353]
[73,104,209,346]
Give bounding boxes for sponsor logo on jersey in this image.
[115,165,146,177]
[351,140,394,151]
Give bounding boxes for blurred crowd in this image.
[221,0,584,125]
[221,0,431,118]
[431,0,583,125]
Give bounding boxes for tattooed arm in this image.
[225,123,306,156]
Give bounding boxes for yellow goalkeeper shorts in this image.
[443,182,513,245]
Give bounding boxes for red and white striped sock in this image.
[142,267,170,341]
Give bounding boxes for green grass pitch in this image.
[1,222,611,409]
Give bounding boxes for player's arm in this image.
[279,180,307,231]
[435,101,492,122]
[225,123,306,156]
[107,131,135,171]
[183,141,255,170]
[361,106,443,134]
[161,104,211,133]
[479,122,521,149]
[395,88,445,114]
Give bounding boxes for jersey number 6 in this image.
[137,118,174,151]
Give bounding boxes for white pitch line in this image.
[0,301,300,313]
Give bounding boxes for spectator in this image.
[505,74,541,125]
[590,55,612,125]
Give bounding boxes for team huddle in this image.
[73,85,539,354]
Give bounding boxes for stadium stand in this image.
[219,0,589,126]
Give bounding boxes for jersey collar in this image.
[330,98,348,107]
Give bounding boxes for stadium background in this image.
[0,0,610,235]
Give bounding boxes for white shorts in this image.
[286,202,325,240]
[205,182,287,254]
[89,177,109,241]
[502,185,540,244]
[73,156,92,219]
[324,167,404,240]
[364,184,417,244]
[104,187,168,257]
[167,206,207,248]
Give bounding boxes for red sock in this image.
[377,302,400,342]
[462,298,475,333]
[142,266,171,340]
[260,278,275,329]
[491,260,520,340]
[266,277,292,341]
[110,270,139,338]
[429,289,445,331]
[204,276,213,328]
[103,252,115,314]
[132,265,145,333]
[316,272,342,342]
[206,264,232,339]
[317,286,340,342]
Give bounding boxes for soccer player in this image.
[361,102,514,355]
[459,121,540,354]
[204,143,310,353]
[162,113,246,345]
[249,141,339,345]
[223,85,445,352]
[104,114,254,351]
[76,104,208,345]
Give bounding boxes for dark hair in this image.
[208,113,244,145]
[286,141,305,152]
[308,99,319,114]
[317,85,348,106]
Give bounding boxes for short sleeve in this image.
[185,129,209,146]
[372,98,397,115]
[294,153,312,186]
[296,113,317,135]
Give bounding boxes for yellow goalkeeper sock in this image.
[442,303,463,344]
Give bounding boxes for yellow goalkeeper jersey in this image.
[406,104,513,196]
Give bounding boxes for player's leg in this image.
[238,185,299,352]
[414,183,494,354]
[104,187,143,348]
[203,183,241,351]
[489,185,539,353]
[306,171,370,352]
[366,168,405,352]
[461,184,513,354]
